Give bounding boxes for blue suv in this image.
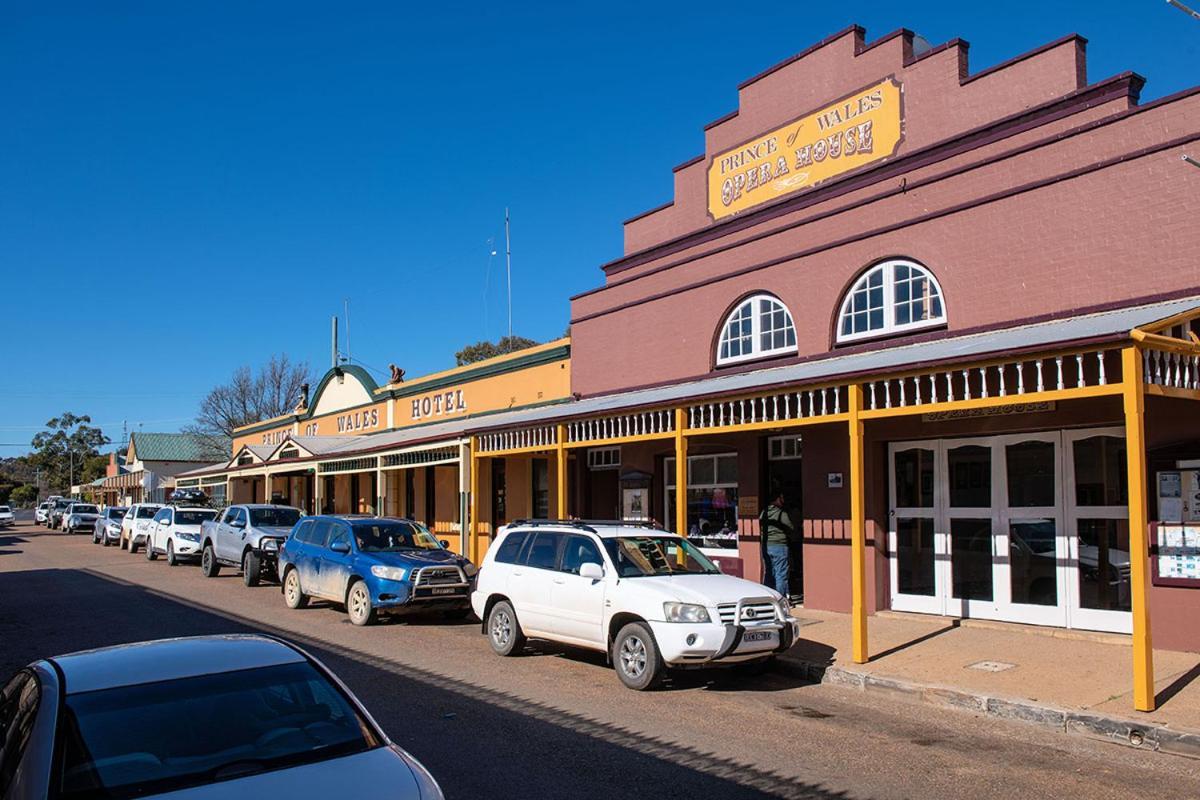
[278,515,477,626]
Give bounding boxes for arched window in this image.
[837,259,946,343]
[716,294,796,365]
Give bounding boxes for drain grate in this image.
[966,660,1016,672]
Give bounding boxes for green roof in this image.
[130,432,226,464]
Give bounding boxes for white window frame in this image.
[716,294,797,366]
[767,435,802,461]
[586,446,621,470]
[836,258,946,344]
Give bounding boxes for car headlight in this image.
[776,596,792,616]
[463,562,478,577]
[261,538,279,551]
[370,565,406,581]
[178,532,201,543]
[663,602,711,623]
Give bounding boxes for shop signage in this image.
[336,408,380,433]
[922,401,1055,422]
[261,429,289,446]
[410,389,467,421]
[706,77,903,220]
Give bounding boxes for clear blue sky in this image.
[2,1,1196,455]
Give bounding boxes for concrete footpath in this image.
[781,609,1200,759]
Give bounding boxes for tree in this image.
[28,413,110,493]
[455,335,538,366]
[187,354,313,449]
[9,484,37,507]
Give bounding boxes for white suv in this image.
[471,521,802,690]
[120,503,164,552]
[145,505,218,565]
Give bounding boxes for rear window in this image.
[108,508,127,519]
[135,507,159,519]
[175,510,217,525]
[71,505,98,515]
[493,531,527,564]
[249,508,302,528]
[56,661,380,799]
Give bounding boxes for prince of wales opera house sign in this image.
[708,77,903,219]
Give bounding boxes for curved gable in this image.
[309,365,378,417]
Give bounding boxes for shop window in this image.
[664,454,739,550]
[836,259,946,343]
[716,294,796,366]
[531,459,550,519]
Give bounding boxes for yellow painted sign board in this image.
[707,77,904,220]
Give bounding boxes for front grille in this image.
[717,599,778,625]
[413,566,465,586]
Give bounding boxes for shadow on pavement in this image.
[0,568,851,800]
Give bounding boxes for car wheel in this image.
[283,568,308,609]
[346,580,375,626]
[103,536,111,547]
[201,545,220,577]
[129,536,140,554]
[487,600,525,656]
[243,551,261,587]
[613,622,665,691]
[119,535,127,551]
[166,540,177,566]
[145,536,158,560]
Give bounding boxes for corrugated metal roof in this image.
[467,295,1200,432]
[131,432,226,463]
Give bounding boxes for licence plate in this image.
[431,587,457,595]
[742,630,776,644]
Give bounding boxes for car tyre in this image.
[613,622,665,691]
[201,544,220,577]
[243,551,261,587]
[145,537,158,560]
[129,536,140,554]
[346,580,375,626]
[283,568,308,609]
[166,540,177,566]
[487,600,525,657]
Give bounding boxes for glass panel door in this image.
[889,444,942,613]
[942,441,999,618]
[995,434,1067,626]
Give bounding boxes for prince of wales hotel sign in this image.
[707,77,903,220]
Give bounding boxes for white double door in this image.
[888,429,1130,633]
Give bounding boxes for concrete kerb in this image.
[776,655,1200,760]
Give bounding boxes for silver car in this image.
[0,635,444,799]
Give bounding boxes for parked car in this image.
[472,520,802,690]
[119,503,164,552]
[279,516,476,626]
[145,505,218,565]
[47,498,75,530]
[0,634,444,799]
[91,507,127,546]
[0,505,13,529]
[34,502,50,525]
[200,504,303,586]
[38,496,62,527]
[61,503,100,534]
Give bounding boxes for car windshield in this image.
[109,508,127,519]
[72,505,98,515]
[603,536,721,578]
[176,510,217,525]
[0,506,10,513]
[135,507,159,519]
[353,521,442,552]
[250,508,302,527]
[56,661,380,799]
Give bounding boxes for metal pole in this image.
[505,208,512,348]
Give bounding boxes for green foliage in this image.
[27,412,110,493]
[9,484,36,507]
[455,335,538,366]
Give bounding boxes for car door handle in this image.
[512,570,523,577]
[553,578,566,584]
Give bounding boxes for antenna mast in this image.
[331,315,339,368]
[344,298,352,364]
[505,208,513,349]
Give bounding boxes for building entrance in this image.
[888,427,1131,633]
[763,435,803,602]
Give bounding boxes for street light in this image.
[1168,0,1200,19]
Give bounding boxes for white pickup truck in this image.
[472,520,802,690]
[199,504,303,587]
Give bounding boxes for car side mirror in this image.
[439,539,450,549]
[579,562,604,581]
[330,540,350,554]
[231,519,245,528]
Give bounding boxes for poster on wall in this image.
[1153,523,1200,587]
[622,487,649,521]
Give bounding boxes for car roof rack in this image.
[506,518,667,533]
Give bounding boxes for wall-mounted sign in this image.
[827,472,844,489]
[922,401,1056,422]
[261,429,290,446]
[410,389,467,421]
[707,77,903,220]
[336,408,380,433]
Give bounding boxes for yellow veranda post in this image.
[674,408,688,567]
[555,424,568,519]
[1122,346,1155,712]
[468,440,482,565]
[848,384,869,665]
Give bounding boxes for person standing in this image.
[759,492,796,599]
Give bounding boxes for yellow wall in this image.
[392,358,570,427]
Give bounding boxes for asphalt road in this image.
[3,520,1199,800]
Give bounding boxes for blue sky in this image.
[2,1,1196,454]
